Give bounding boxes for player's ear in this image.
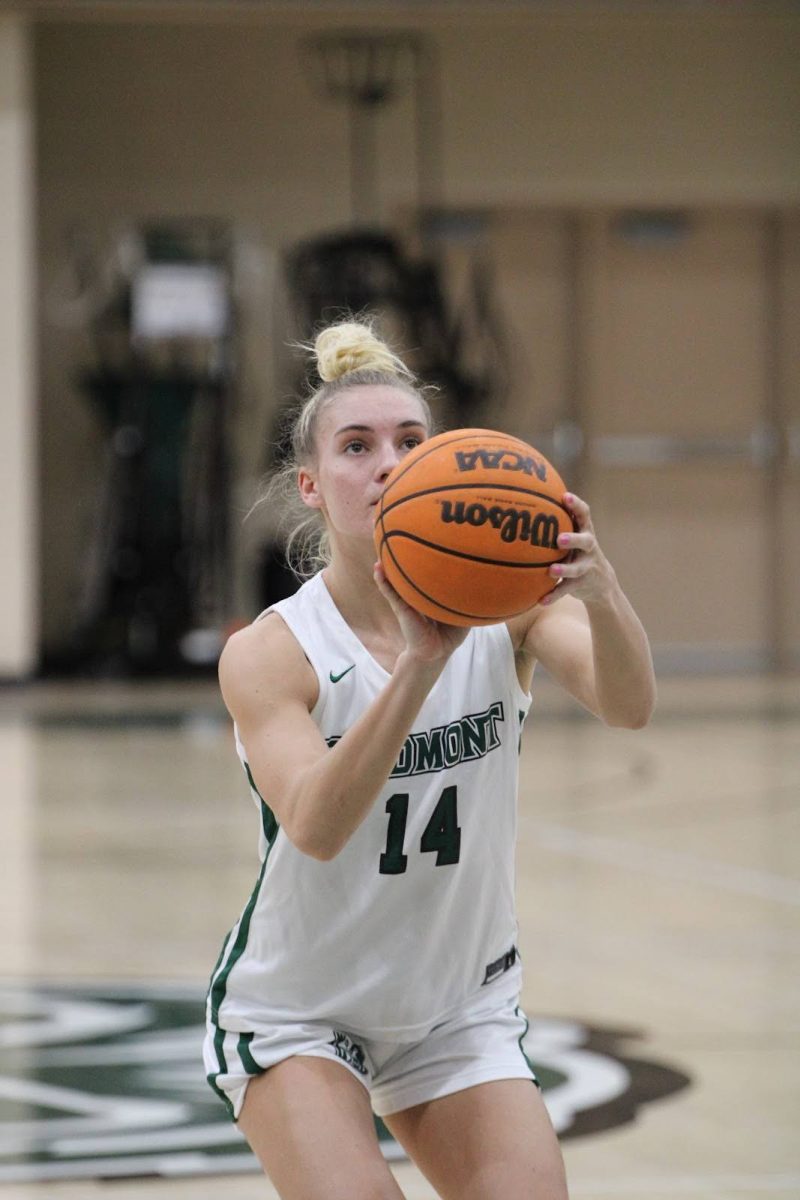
[298,466,322,510]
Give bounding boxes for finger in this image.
[373,563,403,607]
[373,563,424,622]
[373,561,395,597]
[549,559,589,581]
[557,530,594,554]
[563,491,593,531]
[539,581,571,606]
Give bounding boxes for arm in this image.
[512,493,656,729]
[219,569,468,862]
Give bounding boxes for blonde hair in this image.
[264,318,433,579]
[315,321,413,383]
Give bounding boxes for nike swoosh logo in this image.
[329,665,355,683]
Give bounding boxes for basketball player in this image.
[204,319,656,1199]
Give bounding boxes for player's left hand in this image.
[373,562,470,661]
[540,492,617,607]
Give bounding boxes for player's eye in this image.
[401,436,423,451]
[344,439,367,454]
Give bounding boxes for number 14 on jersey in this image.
[379,787,461,875]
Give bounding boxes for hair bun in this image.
[314,321,412,383]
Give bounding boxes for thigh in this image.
[238,1055,406,1200]
[384,1079,569,1200]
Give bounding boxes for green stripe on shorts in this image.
[207,1023,235,1119]
[515,1006,540,1084]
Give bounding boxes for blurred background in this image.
[1,4,799,1197]
[1,0,798,682]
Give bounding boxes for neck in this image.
[322,544,399,638]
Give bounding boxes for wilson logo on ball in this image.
[454,449,548,480]
[374,428,574,625]
[440,501,560,549]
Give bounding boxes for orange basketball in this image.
[373,428,575,626]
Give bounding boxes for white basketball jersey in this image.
[208,572,532,1042]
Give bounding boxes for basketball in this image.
[373,428,576,626]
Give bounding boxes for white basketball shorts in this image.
[204,971,538,1121]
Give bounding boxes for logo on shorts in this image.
[330,1031,368,1076]
[0,982,691,1183]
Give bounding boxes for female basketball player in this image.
[204,319,656,1200]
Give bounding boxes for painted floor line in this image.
[525,820,800,906]
[569,1173,800,1195]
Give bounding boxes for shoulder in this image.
[505,597,591,685]
[218,611,319,720]
[507,596,589,651]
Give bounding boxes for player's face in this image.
[299,385,429,538]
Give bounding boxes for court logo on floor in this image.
[0,983,690,1182]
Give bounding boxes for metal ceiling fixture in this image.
[302,30,439,224]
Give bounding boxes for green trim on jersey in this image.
[208,798,279,1023]
[207,766,280,1110]
[243,762,280,842]
[206,933,229,992]
[517,708,528,754]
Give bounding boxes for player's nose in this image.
[376,440,403,482]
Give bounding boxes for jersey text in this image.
[326,700,505,777]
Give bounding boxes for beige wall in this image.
[33,6,800,664]
[0,15,37,678]
[427,206,798,669]
[780,215,800,658]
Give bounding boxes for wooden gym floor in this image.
[0,672,798,1199]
